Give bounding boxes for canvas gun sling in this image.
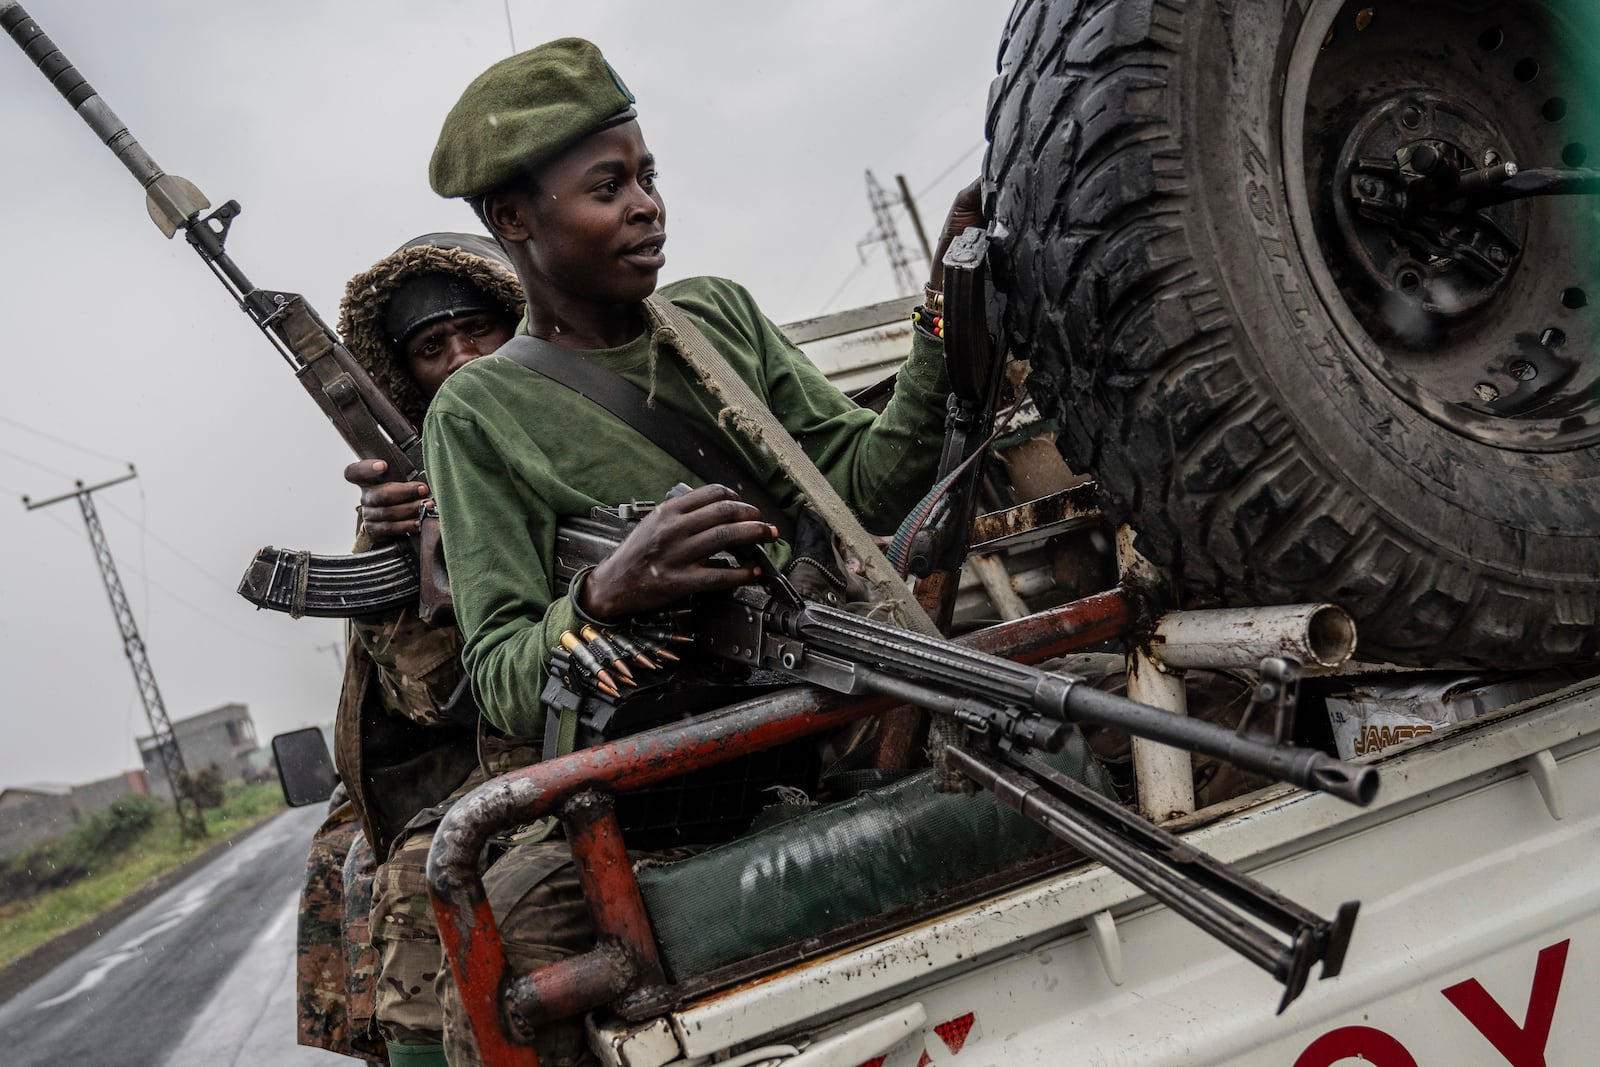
[495,333,788,535]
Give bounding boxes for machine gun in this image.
[1,1,451,624]
[538,496,1377,1009]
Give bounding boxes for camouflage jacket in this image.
[333,586,478,860]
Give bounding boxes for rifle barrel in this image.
[3,3,161,186]
[789,600,1379,807]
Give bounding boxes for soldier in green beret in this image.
[422,37,983,1066]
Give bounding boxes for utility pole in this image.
[894,173,934,267]
[24,465,206,838]
[858,169,922,297]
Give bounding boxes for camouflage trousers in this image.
[437,839,597,1067]
[371,813,451,1046]
[371,737,545,1056]
[295,801,384,1061]
[370,766,511,1049]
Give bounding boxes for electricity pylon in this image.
[858,169,922,297]
[24,466,206,838]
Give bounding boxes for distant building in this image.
[0,769,151,857]
[73,768,151,810]
[136,702,260,797]
[0,785,76,856]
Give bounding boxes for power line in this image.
[789,142,989,323]
[29,502,312,654]
[24,470,207,839]
[818,257,873,316]
[0,443,75,480]
[101,497,246,591]
[136,480,153,643]
[827,144,986,316]
[0,413,129,467]
[915,142,984,201]
[11,458,267,601]
[859,170,920,297]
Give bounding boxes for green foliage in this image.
[213,780,286,823]
[0,781,285,964]
[175,765,225,809]
[0,794,161,905]
[79,794,161,852]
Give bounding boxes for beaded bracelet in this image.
[910,305,945,340]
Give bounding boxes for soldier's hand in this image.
[579,484,779,621]
[344,458,430,542]
[929,177,985,293]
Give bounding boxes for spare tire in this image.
[985,0,1600,667]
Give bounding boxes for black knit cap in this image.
[382,272,503,347]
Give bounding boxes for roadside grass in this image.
[0,781,285,966]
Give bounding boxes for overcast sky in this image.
[0,1,1012,789]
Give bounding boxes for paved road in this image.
[0,803,351,1066]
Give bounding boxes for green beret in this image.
[430,37,637,199]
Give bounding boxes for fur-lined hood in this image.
[337,232,524,427]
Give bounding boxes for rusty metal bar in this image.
[427,588,1138,1062]
[434,890,535,1066]
[1117,526,1196,821]
[504,945,637,1044]
[500,791,669,1033]
[1150,603,1357,670]
[564,791,665,987]
[967,482,1102,552]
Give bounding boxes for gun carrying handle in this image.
[941,227,999,408]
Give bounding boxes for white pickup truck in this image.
[570,677,1598,1067]
[424,277,1599,1066]
[432,0,1600,1036]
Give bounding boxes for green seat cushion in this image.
[635,732,1111,980]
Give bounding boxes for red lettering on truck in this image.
[1441,939,1570,1067]
[1295,938,1572,1066]
[1294,1025,1419,1067]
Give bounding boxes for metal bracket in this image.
[949,745,1360,1013]
[1237,657,1301,746]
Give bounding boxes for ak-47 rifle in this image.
[2,1,450,624]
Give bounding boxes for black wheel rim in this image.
[1285,0,1600,451]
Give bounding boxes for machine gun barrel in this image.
[948,745,1359,1011]
[754,599,1378,806]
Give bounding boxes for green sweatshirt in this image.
[423,276,948,738]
